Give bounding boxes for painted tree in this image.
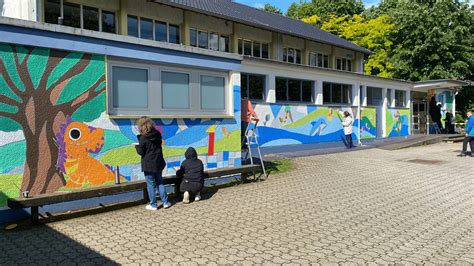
[0,44,105,196]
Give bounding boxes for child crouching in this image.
[174,147,204,203]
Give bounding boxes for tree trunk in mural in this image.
[0,45,106,196]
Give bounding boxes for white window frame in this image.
[107,59,232,118]
[238,39,270,58]
[336,57,353,71]
[283,47,302,64]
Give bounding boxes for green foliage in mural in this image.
[0,43,107,195]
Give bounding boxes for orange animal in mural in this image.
[56,118,116,188]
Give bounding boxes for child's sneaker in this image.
[145,204,157,211]
[183,191,190,204]
[163,202,172,209]
[194,192,201,202]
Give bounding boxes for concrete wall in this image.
[0,0,38,21]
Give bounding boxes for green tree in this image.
[262,3,283,15]
[320,14,397,77]
[0,44,105,195]
[370,1,474,81]
[287,0,364,23]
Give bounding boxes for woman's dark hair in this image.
[344,111,351,117]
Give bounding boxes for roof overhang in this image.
[412,79,471,92]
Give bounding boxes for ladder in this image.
[242,117,267,179]
[432,122,442,134]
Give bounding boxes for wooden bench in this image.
[8,164,262,224]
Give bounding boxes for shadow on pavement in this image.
[1,222,117,264]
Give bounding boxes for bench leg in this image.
[31,206,39,225]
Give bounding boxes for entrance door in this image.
[412,101,427,134]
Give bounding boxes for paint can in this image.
[115,166,120,185]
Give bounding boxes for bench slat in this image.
[8,165,262,209]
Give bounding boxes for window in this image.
[336,57,353,71]
[140,18,153,40]
[276,77,313,102]
[238,39,270,59]
[155,21,167,42]
[387,89,393,107]
[169,24,180,44]
[83,6,99,31]
[162,71,190,109]
[253,42,261,57]
[241,74,265,101]
[220,36,230,52]
[63,2,80,28]
[44,1,116,33]
[323,82,352,104]
[108,61,230,117]
[243,40,252,56]
[262,44,269,59]
[283,47,301,64]
[367,86,383,106]
[201,76,225,110]
[190,29,197,47]
[198,31,208,49]
[112,66,149,109]
[102,11,116,33]
[395,90,406,108]
[127,16,139,37]
[191,29,228,52]
[44,0,60,24]
[309,53,330,68]
[209,33,219,51]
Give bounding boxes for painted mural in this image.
[0,44,241,208]
[251,104,377,147]
[386,108,411,137]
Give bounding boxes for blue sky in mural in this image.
[234,0,380,12]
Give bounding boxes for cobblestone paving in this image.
[1,143,473,264]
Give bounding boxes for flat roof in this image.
[153,0,372,55]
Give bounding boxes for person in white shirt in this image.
[341,111,354,149]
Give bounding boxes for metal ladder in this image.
[242,118,267,179]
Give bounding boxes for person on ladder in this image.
[241,99,267,178]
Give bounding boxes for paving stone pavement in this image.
[1,143,473,264]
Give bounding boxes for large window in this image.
[112,66,149,109]
[241,74,265,101]
[309,52,329,68]
[283,48,302,64]
[276,77,313,102]
[336,57,353,71]
[323,82,352,104]
[237,39,270,59]
[128,15,180,44]
[44,0,116,33]
[190,29,230,52]
[395,90,406,108]
[367,86,383,106]
[387,89,393,107]
[108,61,230,117]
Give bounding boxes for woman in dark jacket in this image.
[135,117,170,211]
[174,147,204,204]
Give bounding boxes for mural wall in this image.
[0,44,241,208]
[386,108,411,137]
[251,104,377,147]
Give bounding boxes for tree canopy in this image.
[262,3,283,15]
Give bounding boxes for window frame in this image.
[336,57,353,71]
[44,0,117,34]
[322,82,353,105]
[241,73,266,101]
[107,59,232,118]
[309,52,330,68]
[191,28,231,52]
[283,47,302,64]
[129,15,181,44]
[395,89,407,108]
[275,77,313,103]
[238,39,270,59]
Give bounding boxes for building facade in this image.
[0,0,467,219]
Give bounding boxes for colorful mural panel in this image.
[386,108,411,137]
[252,104,376,147]
[360,107,377,140]
[0,44,241,208]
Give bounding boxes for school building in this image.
[0,0,469,220]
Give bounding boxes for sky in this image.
[234,0,381,12]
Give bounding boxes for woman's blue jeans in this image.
[144,172,168,208]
